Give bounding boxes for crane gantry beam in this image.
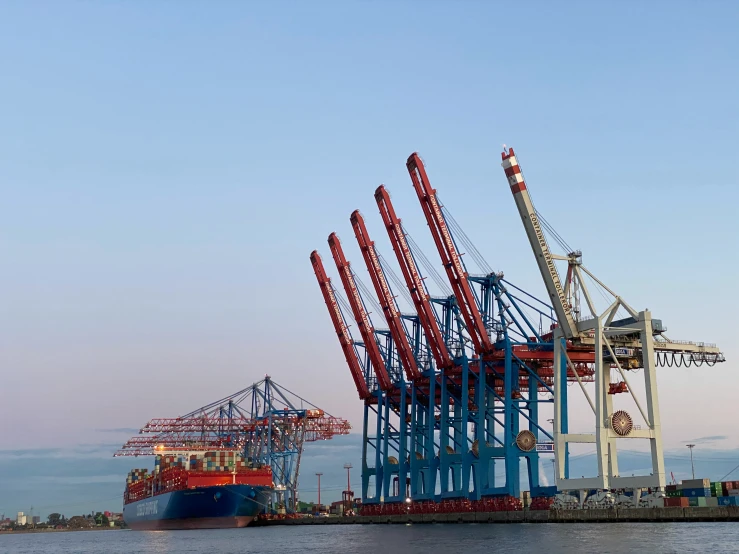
[311,250,372,400]
[351,209,421,382]
[375,185,453,370]
[406,153,493,355]
[328,232,393,391]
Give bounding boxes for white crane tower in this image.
[501,147,724,493]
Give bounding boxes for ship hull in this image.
[123,484,269,530]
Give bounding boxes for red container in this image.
[664,497,689,507]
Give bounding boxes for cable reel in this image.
[516,430,537,452]
[610,410,633,436]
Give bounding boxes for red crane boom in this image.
[375,185,453,370]
[406,153,494,355]
[328,233,393,392]
[351,209,421,382]
[310,250,372,400]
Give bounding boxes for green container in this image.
[688,497,707,507]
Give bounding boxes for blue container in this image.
[718,496,738,506]
[682,487,710,497]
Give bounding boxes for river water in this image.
[1,522,738,553]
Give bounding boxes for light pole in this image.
[686,444,696,480]
[316,473,323,509]
[342,463,354,516]
[343,463,352,493]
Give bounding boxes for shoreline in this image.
[255,506,739,526]
[0,527,124,535]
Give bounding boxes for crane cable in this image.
[719,463,739,482]
[439,200,493,274]
[514,150,574,255]
[377,251,414,309]
[352,270,384,319]
[403,227,453,296]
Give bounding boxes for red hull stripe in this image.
[128,516,254,530]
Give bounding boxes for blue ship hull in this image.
[123,484,270,530]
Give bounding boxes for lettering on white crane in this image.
[529,212,571,317]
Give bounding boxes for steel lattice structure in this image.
[500,147,724,492]
[310,150,725,514]
[115,377,350,513]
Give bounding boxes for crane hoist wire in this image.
[352,270,384,321]
[333,284,357,325]
[377,251,414,309]
[536,210,574,255]
[514,151,575,255]
[403,226,453,297]
[439,200,493,275]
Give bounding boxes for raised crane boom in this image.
[500,148,580,340]
[375,185,453,370]
[351,209,421,382]
[310,250,371,400]
[328,233,393,392]
[406,153,494,355]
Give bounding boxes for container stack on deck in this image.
[151,452,251,474]
[664,479,739,507]
[126,469,149,485]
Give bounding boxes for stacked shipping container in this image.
[124,451,272,504]
[664,479,739,507]
[152,451,252,473]
[126,469,149,485]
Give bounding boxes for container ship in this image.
[123,450,273,530]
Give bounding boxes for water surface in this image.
[1,522,738,553]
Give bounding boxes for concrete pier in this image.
[255,507,739,526]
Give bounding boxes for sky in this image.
[1,1,738,518]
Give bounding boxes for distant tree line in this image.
[0,512,122,531]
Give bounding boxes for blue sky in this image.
[1,1,737,517]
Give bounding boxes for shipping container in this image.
[682,487,711,497]
[705,497,719,507]
[682,478,710,488]
[664,497,689,507]
[688,497,707,507]
[718,496,739,506]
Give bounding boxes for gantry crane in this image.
[352,206,443,501]
[310,250,372,401]
[404,154,568,499]
[351,210,421,383]
[328,233,393,392]
[115,377,351,513]
[314,148,722,513]
[501,146,725,492]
